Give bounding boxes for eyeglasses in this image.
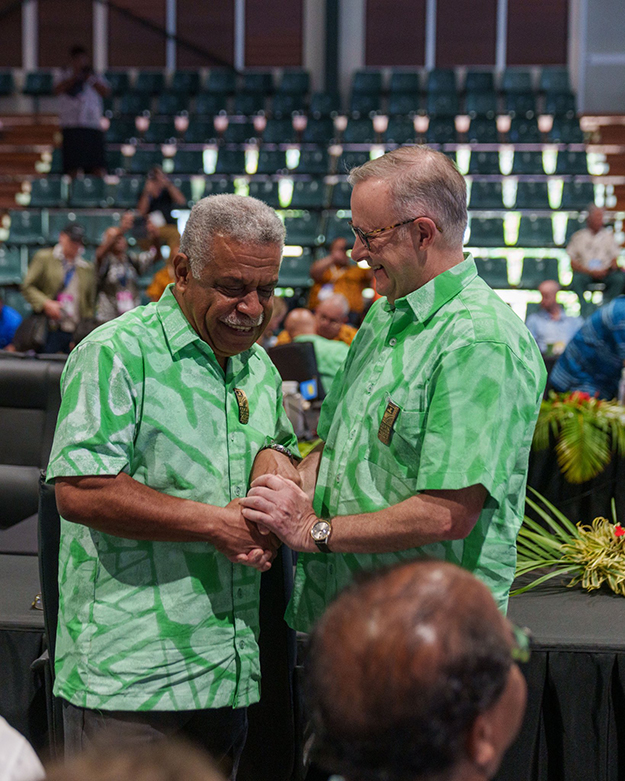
[510,623,532,664]
[348,216,443,251]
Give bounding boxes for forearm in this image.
[298,443,324,500]
[168,183,186,205]
[21,266,50,311]
[310,257,333,282]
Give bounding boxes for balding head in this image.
[307,560,527,781]
[315,294,350,340]
[587,207,604,234]
[284,308,316,339]
[538,279,560,313]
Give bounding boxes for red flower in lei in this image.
[614,524,625,538]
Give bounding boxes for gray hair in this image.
[347,146,468,248]
[179,194,286,278]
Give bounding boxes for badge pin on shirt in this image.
[378,401,400,445]
[234,389,249,424]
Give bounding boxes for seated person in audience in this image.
[21,223,95,354]
[307,560,528,781]
[567,207,624,317]
[526,280,583,355]
[550,295,625,400]
[282,308,349,393]
[276,294,357,346]
[257,295,287,349]
[308,238,373,322]
[95,212,160,322]
[0,290,22,351]
[138,166,186,255]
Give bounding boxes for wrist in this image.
[309,517,333,553]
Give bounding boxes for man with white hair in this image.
[242,146,546,628]
[46,195,300,777]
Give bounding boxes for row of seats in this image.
[26,174,597,212]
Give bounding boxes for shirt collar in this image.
[383,253,478,323]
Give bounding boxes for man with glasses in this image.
[306,559,529,781]
[242,146,546,625]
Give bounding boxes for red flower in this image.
[614,524,625,537]
[567,391,592,403]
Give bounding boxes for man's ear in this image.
[173,253,192,290]
[465,713,497,777]
[414,217,438,251]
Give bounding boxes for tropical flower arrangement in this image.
[532,391,625,484]
[513,488,625,597]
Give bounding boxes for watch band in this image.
[258,442,298,465]
[315,537,331,554]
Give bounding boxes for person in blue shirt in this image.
[550,296,625,399]
[526,280,583,355]
[0,293,22,350]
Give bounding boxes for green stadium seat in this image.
[469,181,504,210]
[285,212,322,246]
[548,117,583,144]
[202,178,235,197]
[172,150,205,174]
[468,217,505,247]
[233,92,265,115]
[352,70,382,94]
[30,177,66,208]
[222,121,256,144]
[104,70,130,95]
[545,93,576,116]
[106,150,125,172]
[468,151,501,175]
[49,149,63,174]
[389,71,421,93]
[504,92,536,118]
[502,69,533,93]
[171,70,200,94]
[426,92,460,117]
[106,118,137,144]
[515,181,550,210]
[387,93,420,116]
[324,213,354,244]
[207,70,237,94]
[195,92,228,115]
[349,93,381,115]
[272,93,305,117]
[465,71,495,92]
[555,151,588,175]
[384,117,417,144]
[508,118,540,144]
[0,246,23,284]
[426,118,457,144]
[119,92,152,115]
[467,118,498,143]
[560,181,596,210]
[69,176,107,208]
[2,288,31,318]
[0,71,14,96]
[342,118,375,144]
[183,119,216,144]
[248,181,281,208]
[565,215,586,243]
[511,151,544,175]
[82,213,121,245]
[127,149,163,174]
[135,71,165,94]
[278,250,313,287]
[290,180,327,210]
[465,92,498,119]
[519,257,560,288]
[310,92,341,117]
[23,71,53,96]
[278,70,310,95]
[426,69,455,93]
[475,257,509,288]
[295,150,329,175]
[337,151,370,174]
[156,92,189,115]
[302,118,335,144]
[263,118,297,144]
[47,211,75,243]
[540,68,570,93]
[256,150,287,174]
[331,181,352,209]
[144,119,177,144]
[113,176,145,208]
[215,149,246,175]
[517,216,554,247]
[8,211,44,245]
[242,72,274,94]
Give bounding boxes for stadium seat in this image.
[502,69,533,93]
[352,70,383,94]
[202,178,235,197]
[515,181,551,210]
[1,288,31,317]
[127,149,163,174]
[233,92,266,115]
[46,211,75,244]
[548,117,584,144]
[389,71,421,93]
[468,217,506,247]
[545,92,576,116]
[295,149,329,175]
[69,176,107,208]
[337,151,370,174]
[119,92,152,115]
[475,257,509,288]
[555,151,588,175]
[342,118,376,144]
[272,93,305,117]
[82,213,121,246]
[263,118,297,144]
[290,180,328,210]
[183,119,216,144]
[465,91,498,119]
[195,92,228,115]
[256,150,287,175]
[330,181,352,209]
[426,92,460,117]
[112,176,145,208]
[30,177,66,208]
[426,69,456,93]
[384,117,417,144]
[144,119,177,144]
[467,118,498,144]
[565,215,586,244]
[172,150,205,174]
[0,246,23,284]
[48,149,63,174]
[310,92,341,117]
[302,118,335,144]
[519,257,560,288]
[105,70,130,95]
[465,71,495,93]
[508,117,541,144]
[504,92,536,118]
[0,71,14,96]
[324,213,354,244]
[469,181,504,210]
[517,216,554,247]
[106,118,137,144]
[349,93,381,116]
[387,93,420,116]
[242,72,274,94]
[278,250,314,287]
[207,69,237,94]
[278,69,310,95]
[106,150,125,172]
[7,211,44,245]
[23,72,53,96]
[135,71,165,94]
[468,151,501,175]
[171,70,201,94]
[285,212,322,246]
[248,181,281,208]
[511,151,545,175]
[540,68,570,94]
[156,92,189,115]
[170,177,193,206]
[426,118,457,144]
[215,149,246,175]
[222,121,256,144]
[560,181,596,210]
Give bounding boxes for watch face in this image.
[311,521,331,541]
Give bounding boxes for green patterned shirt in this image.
[47,285,298,711]
[286,256,546,631]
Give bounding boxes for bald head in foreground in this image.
[307,560,528,781]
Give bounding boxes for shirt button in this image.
[335,474,341,483]
[238,639,246,649]
[234,486,241,497]
[236,588,243,599]
[328,564,334,576]
[389,338,397,346]
[366,384,374,394]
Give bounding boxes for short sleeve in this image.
[416,342,543,501]
[46,341,138,481]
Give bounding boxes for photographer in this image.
[54,45,110,177]
[138,166,186,255]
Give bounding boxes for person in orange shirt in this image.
[308,237,373,316]
[276,294,357,346]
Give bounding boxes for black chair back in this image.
[267,342,326,400]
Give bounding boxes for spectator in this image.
[550,296,625,399]
[276,294,357,347]
[21,223,95,354]
[138,167,186,256]
[0,715,44,781]
[308,238,373,321]
[0,291,22,350]
[54,46,110,177]
[567,207,624,317]
[526,280,583,355]
[146,259,175,303]
[283,308,349,393]
[95,212,160,322]
[307,560,528,781]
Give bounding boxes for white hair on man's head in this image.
[322,293,350,318]
[179,194,286,278]
[347,146,468,248]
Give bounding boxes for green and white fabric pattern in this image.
[287,255,547,632]
[47,284,298,711]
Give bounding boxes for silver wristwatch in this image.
[310,519,333,553]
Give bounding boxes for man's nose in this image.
[350,235,369,263]
[237,291,263,318]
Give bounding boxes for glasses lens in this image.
[349,222,369,251]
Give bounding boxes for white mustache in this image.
[220,311,264,328]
